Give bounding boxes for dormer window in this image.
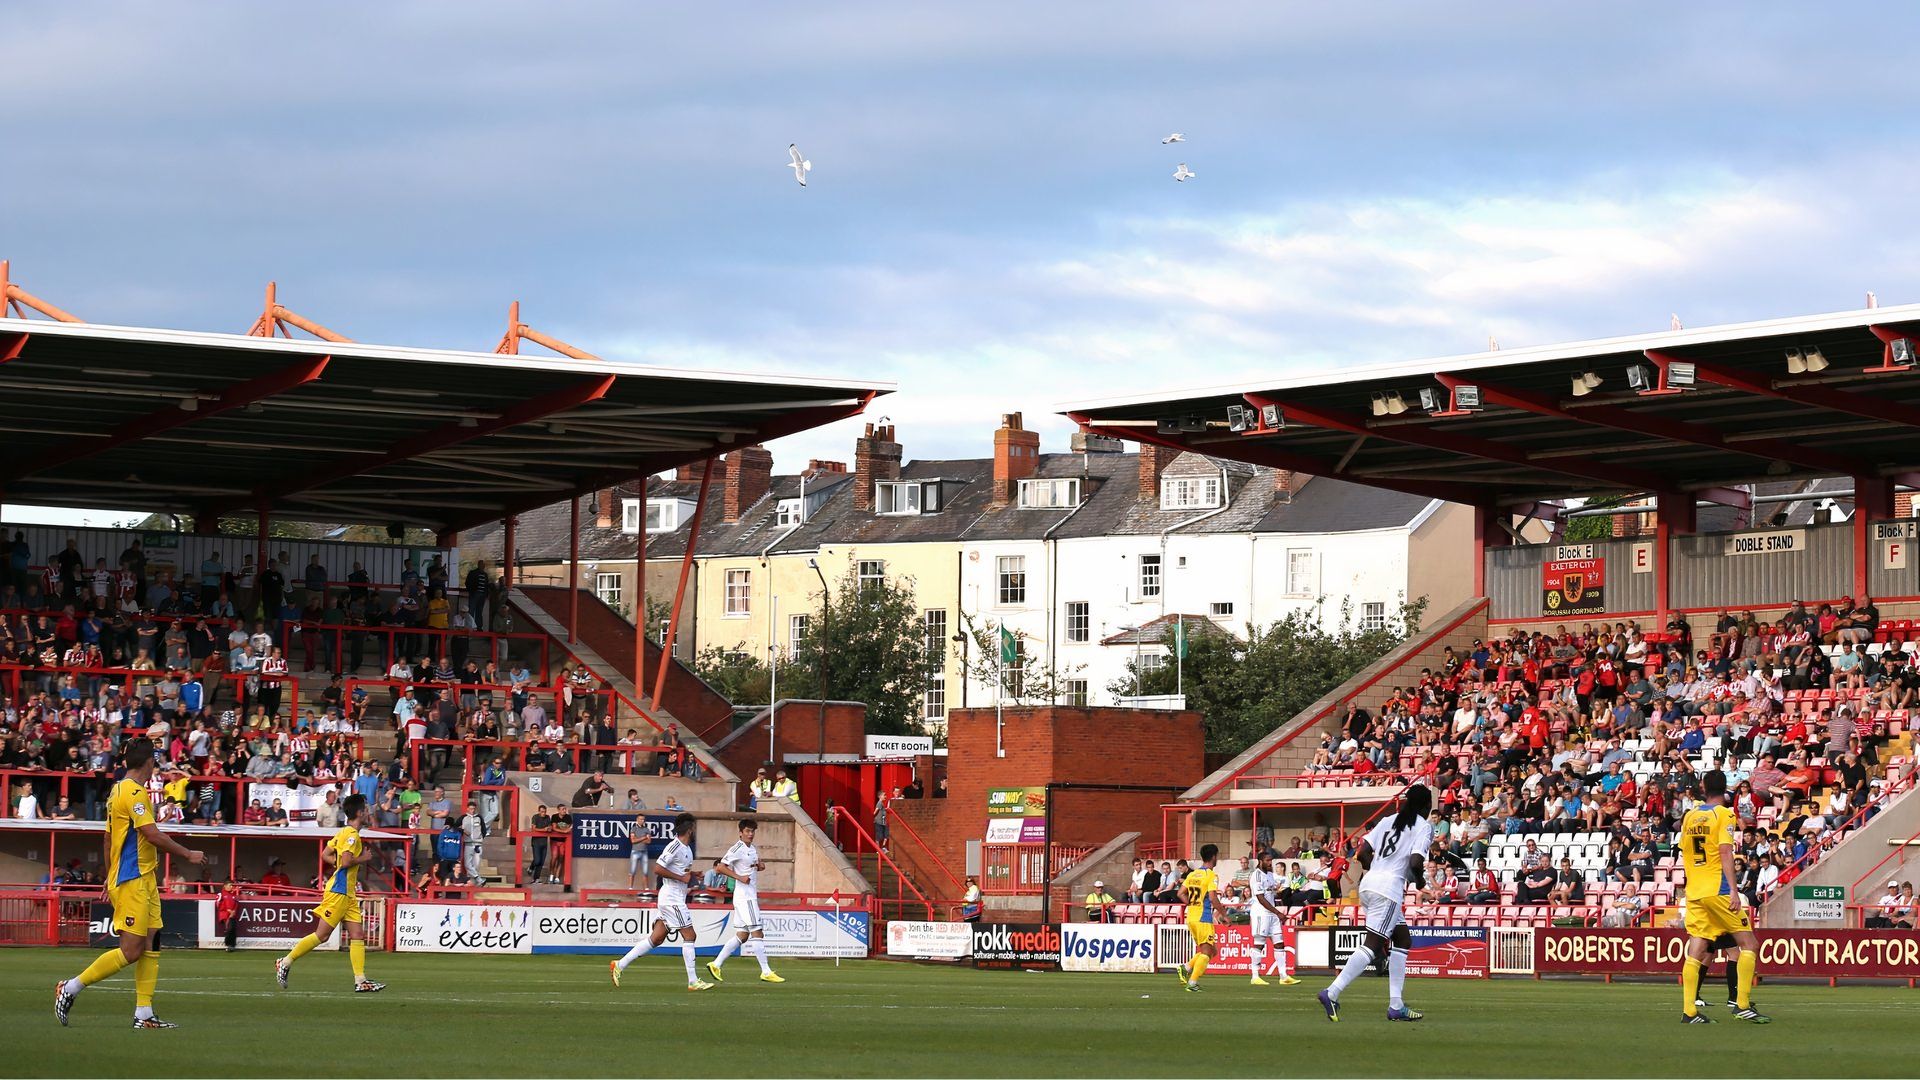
[776,499,803,526]
[1018,478,1080,509]
[1160,476,1222,510]
[623,498,695,534]
[875,481,941,515]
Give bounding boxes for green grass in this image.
[6,947,1919,1077]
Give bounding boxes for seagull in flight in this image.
[1173,163,1195,182]
[1161,132,1185,144]
[787,144,811,187]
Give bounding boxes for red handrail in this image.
[829,811,933,921]
[884,804,965,897]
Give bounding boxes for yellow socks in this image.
[350,941,367,982]
[1189,952,1210,984]
[1736,950,1756,1010]
[134,954,159,1008]
[286,933,322,964]
[77,948,131,987]
[1682,958,1703,1017]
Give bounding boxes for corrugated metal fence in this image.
[0,520,445,588]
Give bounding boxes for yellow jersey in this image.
[325,825,364,898]
[107,778,158,888]
[1182,867,1220,925]
[1680,803,1737,902]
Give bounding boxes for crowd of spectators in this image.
[1291,603,1912,924]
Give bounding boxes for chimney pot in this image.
[991,411,1040,508]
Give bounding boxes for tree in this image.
[1563,496,1634,542]
[956,612,1088,706]
[694,567,931,737]
[1108,598,1428,756]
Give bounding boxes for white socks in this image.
[713,935,743,968]
[62,978,84,997]
[680,940,698,984]
[1326,944,1374,1000]
[615,939,651,972]
[1388,948,1408,1010]
[747,937,772,975]
[134,1005,154,1020]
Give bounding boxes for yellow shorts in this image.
[110,877,162,937]
[1684,893,1751,940]
[1187,920,1215,947]
[314,892,363,927]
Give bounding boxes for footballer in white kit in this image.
[1246,856,1297,985]
[705,818,784,983]
[1318,784,1434,1023]
[610,812,712,991]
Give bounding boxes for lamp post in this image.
[809,557,831,765]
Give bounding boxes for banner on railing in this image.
[886,920,973,959]
[970,923,1061,970]
[1535,928,1920,978]
[1060,923,1156,972]
[89,899,201,951]
[1332,926,1487,978]
[569,813,676,860]
[196,897,349,951]
[393,903,869,958]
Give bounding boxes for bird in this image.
[787,144,811,187]
[1161,133,1185,144]
[1173,163,1195,182]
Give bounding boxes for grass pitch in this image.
[5,947,1917,1077]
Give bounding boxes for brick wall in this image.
[889,706,1203,912]
[711,701,866,781]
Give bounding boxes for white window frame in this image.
[1063,679,1089,708]
[1017,478,1080,509]
[1286,548,1316,598]
[997,555,1027,606]
[1139,553,1162,599]
[923,609,948,668]
[776,499,803,527]
[724,568,752,618]
[858,559,886,595]
[1210,601,1233,618]
[594,572,623,608]
[1065,601,1090,643]
[1160,475,1223,511]
[1361,602,1387,632]
[788,613,810,657]
[924,674,947,720]
[621,499,641,534]
[1140,652,1168,674]
[874,482,922,516]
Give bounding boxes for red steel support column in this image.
[567,496,580,644]
[1655,493,1695,628]
[634,483,647,704]
[654,457,716,708]
[502,516,516,588]
[1855,476,1895,601]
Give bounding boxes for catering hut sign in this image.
[1542,545,1605,615]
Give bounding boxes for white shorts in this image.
[732,893,762,934]
[656,899,693,934]
[1251,911,1283,941]
[1359,889,1404,937]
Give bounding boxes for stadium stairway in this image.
[1180,595,1491,802]
[1759,754,1920,927]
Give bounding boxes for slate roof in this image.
[468,447,1438,563]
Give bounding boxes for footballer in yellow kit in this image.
[1175,844,1222,992]
[1677,769,1768,1025]
[54,737,207,1030]
[276,793,385,993]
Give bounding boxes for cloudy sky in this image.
[6,2,1917,523]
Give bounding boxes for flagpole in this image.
[1176,618,1184,704]
[995,619,1005,758]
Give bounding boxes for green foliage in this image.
[1562,496,1633,542]
[695,567,931,737]
[1107,598,1427,756]
[956,612,1088,706]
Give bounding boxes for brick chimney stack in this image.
[1272,469,1311,502]
[593,488,614,529]
[806,459,848,477]
[853,422,902,512]
[723,445,774,523]
[675,462,701,482]
[1138,443,1174,502]
[991,412,1041,508]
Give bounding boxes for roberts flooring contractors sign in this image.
[1537,928,1920,978]
[971,923,1061,970]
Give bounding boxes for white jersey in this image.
[1249,867,1281,909]
[657,837,694,904]
[720,840,760,897]
[1358,815,1433,897]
